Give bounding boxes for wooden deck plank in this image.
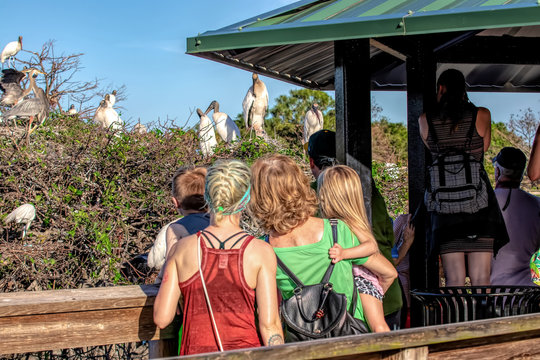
[0,285,159,316]
[0,306,179,355]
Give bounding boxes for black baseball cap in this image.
[492,147,527,172]
[307,129,336,160]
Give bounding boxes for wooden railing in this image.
[1,285,540,359]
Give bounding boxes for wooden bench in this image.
[1,285,540,359]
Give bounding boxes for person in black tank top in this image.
[418,69,509,286]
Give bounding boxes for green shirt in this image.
[274,219,368,322]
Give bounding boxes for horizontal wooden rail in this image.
[0,285,178,355]
[1,285,539,359]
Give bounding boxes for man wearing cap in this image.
[491,147,540,286]
[307,129,403,329]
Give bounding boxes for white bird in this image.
[133,123,147,134]
[205,100,240,143]
[108,90,117,106]
[197,108,217,157]
[93,96,123,131]
[242,73,268,137]
[303,103,324,146]
[147,218,182,270]
[1,36,23,69]
[67,104,78,115]
[5,203,36,239]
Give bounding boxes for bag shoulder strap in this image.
[275,219,339,287]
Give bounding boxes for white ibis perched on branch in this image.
[5,203,36,239]
[242,73,268,137]
[303,103,324,147]
[1,36,22,69]
[133,123,147,134]
[205,100,240,143]
[197,108,217,157]
[0,68,29,106]
[3,68,49,134]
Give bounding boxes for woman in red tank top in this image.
[154,160,283,355]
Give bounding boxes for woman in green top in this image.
[249,154,379,328]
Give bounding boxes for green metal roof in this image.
[187,0,540,53]
[186,0,540,91]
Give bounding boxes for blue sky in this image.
[2,0,539,128]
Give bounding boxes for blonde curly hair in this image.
[249,154,317,235]
[205,159,251,223]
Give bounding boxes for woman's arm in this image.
[418,113,429,146]
[362,253,398,294]
[254,243,284,346]
[476,107,492,152]
[328,225,378,263]
[528,125,540,181]
[153,247,181,329]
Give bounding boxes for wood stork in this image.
[303,103,324,147]
[147,218,182,270]
[3,68,49,134]
[1,36,22,69]
[93,98,123,131]
[5,203,36,239]
[197,108,217,157]
[242,73,268,137]
[204,100,240,143]
[108,90,117,106]
[0,68,28,106]
[67,104,78,115]
[133,123,147,134]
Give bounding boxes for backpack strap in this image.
[276,255,305,287]
[275,219,339,287]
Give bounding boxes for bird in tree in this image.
[93,96,123,132]
[302,103,324,150]
[1,36,22,69]
[205,100,240,143]
[242,73,268,137]
[5,203,36,239]
[67,104,78,115]
[197,108,217,157]
[3,68,49,139]
[108,90,117,106]
[0,68,30,107]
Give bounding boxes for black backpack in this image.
[424,110,489,214]
[276,219,369,342]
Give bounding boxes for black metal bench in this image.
[411,286,540,326]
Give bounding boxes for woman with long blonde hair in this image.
[154,159,283,355]
[318,165,398,332]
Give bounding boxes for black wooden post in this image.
[334,39,373,220]
[406,40,438,325]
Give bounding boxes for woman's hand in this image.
[329,243,344,263]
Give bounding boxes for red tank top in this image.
[178,231,261,355]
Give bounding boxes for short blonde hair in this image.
[318,165,372,233]
[249,154,317,234]
[171,166,207,211]
[205,159,251,223]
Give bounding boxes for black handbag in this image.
[276,219,369,342]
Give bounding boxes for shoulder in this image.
[246,237,277,266]
[173,232,198,253]
[167,223,189,238]
[476,107,491,124]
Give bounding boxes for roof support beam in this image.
[406,41,438,316]
[335,38,373,221]
[370,39,407,61]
